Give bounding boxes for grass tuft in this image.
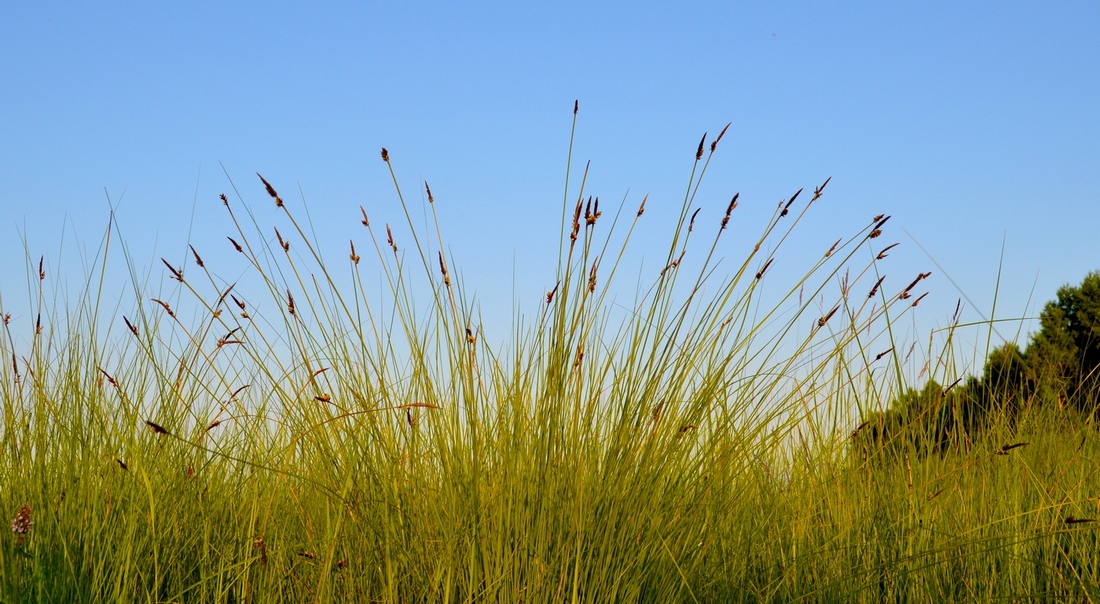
[1,113,1098,602]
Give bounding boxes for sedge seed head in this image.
[11,504,32,535]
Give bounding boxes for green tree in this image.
[857,271,1100,460]
[1026,271,1100,412]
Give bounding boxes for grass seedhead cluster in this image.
[2,106,1099,602]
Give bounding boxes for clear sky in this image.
[1,2,1098,371]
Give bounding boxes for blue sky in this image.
[2,2,1098,368]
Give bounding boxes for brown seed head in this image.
[257,173,278,198]
[637,194,647,217]
[359,206,370,227]
[588,258,598,293]
[817,305,839,328]
[711,122,731,152]
[869,229,882,239]
[824,237,842,258]
[350,240,360,265]
[145,420,170,436]
[287,290,295,316]
[124,316,138,336]
[98,367,118,387]
[380,147,389,162]
[546,281,559,304]
[696,132,707,160]
[425,182,434,203]
[216,282,235,307]
[11,504,32,535]
[38,256,45,281]
[151,298,175,319]
[586,197,601,226]
[937,376,963,396]
[1065,516,1096,525]
[868,275,886,298]
[161,258,183,282]
[386,224,397,253]
[996,442,1029,455]
[573,99,578,114]
[721,193,739,230]
[438,251,450,287]
[189,245,204,268]
[253,536,267,566]
[911,292,928,307]
[228,237,243,253]
[780,188,802,217]
[570,198,582,242]
[876,243,900,260]
[275,228,289,252]
[903,272,929,294]
[688,207,701,232]
[220,193,229,206]
[755,258,774,280]
[812,176,832,201]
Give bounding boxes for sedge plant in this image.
[2,105,1099,602]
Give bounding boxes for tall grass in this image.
[2,110,1098,602]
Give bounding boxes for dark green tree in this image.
[1026,271,1100,413]
[856,270,1100,460]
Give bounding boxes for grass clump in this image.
[2,107,1099,602]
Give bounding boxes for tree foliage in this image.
[857,271,1100,458]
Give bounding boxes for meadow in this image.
[2,112,1098,602]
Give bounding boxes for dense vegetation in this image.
[2,113,1098,602]
[862,271,1100,458]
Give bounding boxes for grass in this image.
[2,110,1099,602]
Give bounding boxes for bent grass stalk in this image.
[1,111,1098,602]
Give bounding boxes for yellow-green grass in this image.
[2,114,1098,602]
